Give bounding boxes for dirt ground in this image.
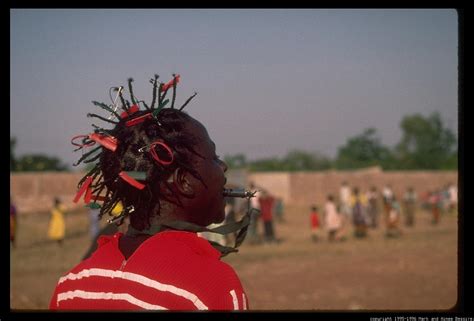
[10,205,458,311]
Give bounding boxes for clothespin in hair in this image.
[125,112,153,127]
[89,133,118,152]
[73,176,93,203]
[107,205,135,225]
[120,104,140,119]
[161,74,180,92]
[119,171,146,190]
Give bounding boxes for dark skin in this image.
[119,116,228,259]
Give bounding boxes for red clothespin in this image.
[89,133,118,152]
[73,176,93,203]
[119,171,145,190]
[162,74,180,92]
[120,104,140,119]
[84,186,93,204]
[125,112,153,127]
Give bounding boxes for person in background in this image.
[386,196,402,238]
[429,189,442,225]
[324,195,341,242]
[48,197,66,246]
[258,190,277,243]
[10,196,18,248]
[403,186,417,227]
[448,182,458,214]
[339,181,352,222]
[274,197,285,223]
[309,205,320,242]
[382,184,394,225]
[89,206,101,241]
[366,186,379,228]
[351,187,368,238]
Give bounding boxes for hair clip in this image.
[161,74,180,92]
[125,112,153,127]
[138,141,174,166]
[107,205,135,224]
[89,133,118,152]
[108,86,124,120]
[71,133,118,152]
[119,171,146,190]
[73,176,93,203]
[120,104,140,119]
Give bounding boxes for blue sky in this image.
[10,9,458,170]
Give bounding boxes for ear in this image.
[170,167,195,198]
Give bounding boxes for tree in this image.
[336,128,393,170]
[395,112,457,169]
[10,137,69,172]
[281,150,332,171]
[15,154,69,172]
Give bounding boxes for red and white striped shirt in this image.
[49,230,249,311]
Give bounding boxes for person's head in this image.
[73,75,228,231]
[327,194,334,202]
[370,186,377,192]
[353,187,360,195]
[311,205,318,212]
[54,197,61,207]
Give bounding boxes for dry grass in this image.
[10,205,458,311]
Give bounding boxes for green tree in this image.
[14,154,69,172]
[336,128,393,170]
[395,112,457,169]
[248,157,283,172]
[281,150,332,171]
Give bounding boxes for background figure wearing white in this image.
[382,184,394,224]
[339,181,352,222]
[448,183,457,214]
[89,207,100,241]
[324,195,342,242]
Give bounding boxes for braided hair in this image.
[73,75,200,231]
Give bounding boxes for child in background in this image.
[386,197,402,238]
[48,197,66,246]
[310,205,320,242]
[324,195,341,242]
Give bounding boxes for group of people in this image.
[308,181,458,242]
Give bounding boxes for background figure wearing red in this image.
[258,191,277,243]
[310,205,320,242]
[10,197,17,248]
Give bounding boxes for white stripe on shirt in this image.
[58,268,208,310]
[229,290,239,310]
[242,293,247,310]
[58,290,167,310]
